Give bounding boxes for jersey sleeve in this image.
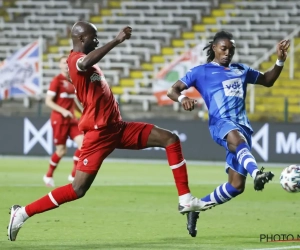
[245,65,260,84]
[68,52,87,73]
[47,77,59,97]
[180,68,196,88]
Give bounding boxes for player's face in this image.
[59,57,68,74]
[83,27,99,54]
[213,39,235,66]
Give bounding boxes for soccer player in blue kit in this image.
[167,31,290,237]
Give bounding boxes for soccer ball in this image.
[280,165,300,193]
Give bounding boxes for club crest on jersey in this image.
[232,69,243,75]
[90,73,101,82]
[222,78,243,99]
[90,73,106,83]
[83,158,88,166]
[63,80,69,88]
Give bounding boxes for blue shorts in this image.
[209,119,253,177]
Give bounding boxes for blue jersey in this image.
[180,62,260,131]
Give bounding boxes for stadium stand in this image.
[0,0,299,121]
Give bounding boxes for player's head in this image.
[71,21,99,54]
[203,31,235,67]
[59,55,68,74]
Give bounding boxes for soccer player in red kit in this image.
[44,56,84,187]
[7,21,215,241]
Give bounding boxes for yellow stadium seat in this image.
[141,63,154,71]
[172,40,185,47]
[151,55,165,63]
[111,86,124,95]
[48,46,59,53]
[108,1,121,8]
[161,47,175,55]
[130,71,143,79]
[193,24,205,32]
[100,9,112,15]
[220,3,235,9]
[59,39,70,46]
[90,16,102,23]
[182,32,195,39]
[120,78,135,87]
[211,9,226,17]
[202,17,217,24]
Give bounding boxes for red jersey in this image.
[47,74,77,124]
[67,51,122,132]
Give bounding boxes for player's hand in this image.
[181,97,197,111]
[61,109,73,118]
[115,26,132,44]
[277,39,290,62]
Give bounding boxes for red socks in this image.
[165,141,190,196]
[25,184,78,217]
[46,153,61,177]
[71,149,80,177]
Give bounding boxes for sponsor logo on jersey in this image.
[222,78,243,98]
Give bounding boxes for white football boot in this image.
[68,175,74,183]
[178,196,216,214]
[43,175,55,187]
[7,205,28,241]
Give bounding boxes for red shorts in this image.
[77,121,154,174]
[52,122,82,145]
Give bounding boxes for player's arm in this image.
[74,97,83,113]
[167,80,197,111]
[45,79,73,118]
[45,94,73,118]
[77,26,132,71]
[256,39,290,87]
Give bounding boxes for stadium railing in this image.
[0,0,299,119]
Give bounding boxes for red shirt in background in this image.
[47,73,77,124]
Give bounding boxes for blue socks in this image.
[201,182,242,205]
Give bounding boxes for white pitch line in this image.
[244,246,300,250]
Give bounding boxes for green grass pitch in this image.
[0,157,299,250]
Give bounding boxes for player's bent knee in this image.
[72,185,89,199]
[147,126,180,148]
[56,148,67,157]
[230,181,245,194]
[164,132,179,147]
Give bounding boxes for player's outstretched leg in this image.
[145,126,216,213]
[7,170,96,241]
[186,169,244,237]
[235,143,274,190]
[254,167,274,191]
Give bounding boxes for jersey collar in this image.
[210,61,231,68]
[210,61,220,66]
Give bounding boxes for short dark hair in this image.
[203,31,233,63]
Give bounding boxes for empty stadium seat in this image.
[0,0,299,121]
